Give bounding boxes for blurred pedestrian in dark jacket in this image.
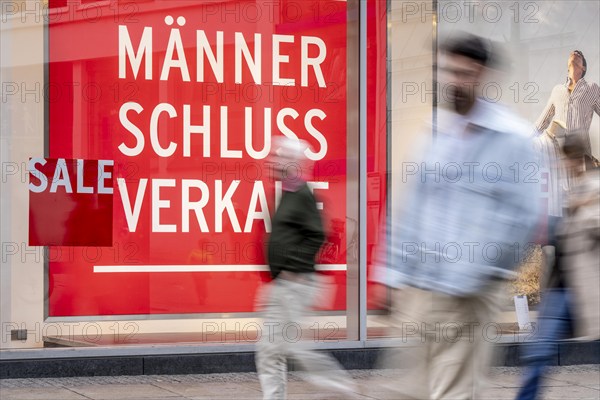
[255,137,355,400]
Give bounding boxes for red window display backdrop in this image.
[47,0,349,317]
[366,0,388,308]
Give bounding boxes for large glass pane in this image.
[1,0,359,350]
[369,0,599,339]
[367,0,435,338]
[436,0,599,319]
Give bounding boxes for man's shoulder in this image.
[549,83,569,96]
[499,111,532,138]
[289,184,316,203]
[552,82,568,90]
[586,81,600,92]
[474,104,536,158]
[296,183,312,195]
[480,101,532,139]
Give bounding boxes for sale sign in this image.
[29,158,114,246]
[46,0,348,316]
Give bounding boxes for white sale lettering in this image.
[115,19,335,234]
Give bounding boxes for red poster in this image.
[47,0,347,316]
[366,0,388,309]
[29,158,114,247]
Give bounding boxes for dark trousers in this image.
[516,288,574,400]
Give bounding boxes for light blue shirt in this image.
[375,99,542,296]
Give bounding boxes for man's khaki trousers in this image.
[380,284,504,400]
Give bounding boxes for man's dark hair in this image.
[573,50,587,78]
[442,33,490,66]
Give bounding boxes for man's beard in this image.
[449,86,474,115]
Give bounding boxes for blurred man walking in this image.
[255,137,355,399]
[372,34,541,399]
[516,135,600,400]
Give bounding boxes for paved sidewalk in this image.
[1,365,598,399]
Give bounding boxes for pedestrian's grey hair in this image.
[272,136,310,161]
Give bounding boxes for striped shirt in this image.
[532,132,566,216]
[535,78,600,156]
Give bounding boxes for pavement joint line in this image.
[148,381,195,400]
[1,366,599,388]
[70,388,95,400]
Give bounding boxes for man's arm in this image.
[534,88,556,135]
[297,189,326,266]
[593,84,600,116]
[491,135,543,272]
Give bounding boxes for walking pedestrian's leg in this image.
[515,364,545,400]
[256,344,288,400]
[285,278,357,396]
[428,284,502,400]
[255,281,288,400]
[379,287,431,400]
[291,344,357,395]
[516,288,573,400]
[427,297,478,400]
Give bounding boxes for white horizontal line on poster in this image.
[93,264,347,273]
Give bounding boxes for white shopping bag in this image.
[514,295,533,331]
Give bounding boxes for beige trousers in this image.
[381,285,504,400]
[255,273,354,400]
